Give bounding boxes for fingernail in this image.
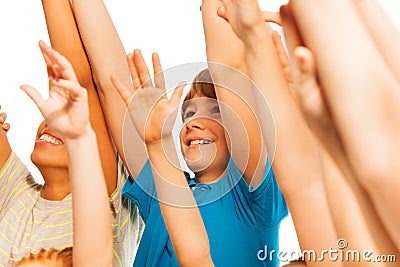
[54,78,60,82]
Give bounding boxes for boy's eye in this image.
[184,111,195,120]
[212,106,220,114]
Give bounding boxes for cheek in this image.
[35,121,46,139]
[179,129,186,148]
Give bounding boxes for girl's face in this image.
[31,120,68,171]
[180,95,230,176]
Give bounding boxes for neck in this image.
[195,166,227,184]
[39,167,71,201]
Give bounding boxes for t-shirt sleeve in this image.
[122,159,156,224]
[229,157,288,229]
[0,152,37,217]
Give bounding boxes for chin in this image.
[186,158,214,173]
[31,146,69,170]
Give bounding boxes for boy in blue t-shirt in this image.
[118,66,288,266]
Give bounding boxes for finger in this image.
[133,49,152,88]
[271,31,294,92]
[40,47,56,79]
[170,82,186,106]
[39,42,57,79]
[2,123,10,132]
[20,85,46,111]
[217,6,228,21]
[39,41,63,78]
[292,46,326,119]
[152,53,166,90]
[51,78,85,102]
[39,41,78,83]
[262,11,282,25]
[0,112,6,124]
[280,3,304,59]
[127,53,141,90]
[110,73,133,106]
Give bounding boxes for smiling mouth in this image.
[188,138,214,146]
[37,133,63,145]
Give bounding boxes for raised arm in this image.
[278,3,400,264]
[201,0,266,187]
[353,0,400,83]
[42,0,117,195]
[217,1,342,265]
[113,62,214,266]
[289,0,400,251]
[71,0,147,178]
[0,107,11,169]
[21,42,113,267]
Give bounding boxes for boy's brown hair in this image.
[15,247,72,267]
[182,68,217,118]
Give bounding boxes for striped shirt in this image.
[0,152,141,267]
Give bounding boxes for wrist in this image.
[242,22,270,47]
[145,136,170,150]
[63,126,96,146]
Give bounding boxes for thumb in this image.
[217,6,228,21]
[262,11,281,25]
[110,73,133,107]
[170,82,186,106]
[20,85,45,113]
[292,46,327,120]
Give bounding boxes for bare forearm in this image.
[42,0,118,195]
[72,0,148,177]
[42,0,92,87]
[290,0,400,180]
[202,0,246,72]
[65,130,113,267]
[353,0,400,82]
[147,140,213,267]
[242,21,320,193]
[71,0,129,156]
[202,0,266,185]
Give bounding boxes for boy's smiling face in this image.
[180,95,230,177]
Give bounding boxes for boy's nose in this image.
[186,118,204,130]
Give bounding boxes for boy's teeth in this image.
[190,139,213,146]
[39,134,61,145]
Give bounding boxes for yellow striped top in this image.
[0,152,141,267]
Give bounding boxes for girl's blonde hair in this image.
[15,247,72,267]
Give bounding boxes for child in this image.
[0,0,137,265]
[20,40,113,267]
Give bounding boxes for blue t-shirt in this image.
[122,158,288,267]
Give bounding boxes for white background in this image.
[1,0,399,263]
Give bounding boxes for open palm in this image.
[111,50,184,145]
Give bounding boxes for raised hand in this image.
[0,106,10,133]
[113,75,184,145]
[124,49,165,92]
[111,50,183,145]
[20,41,90,141]
[216,0,265,43]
